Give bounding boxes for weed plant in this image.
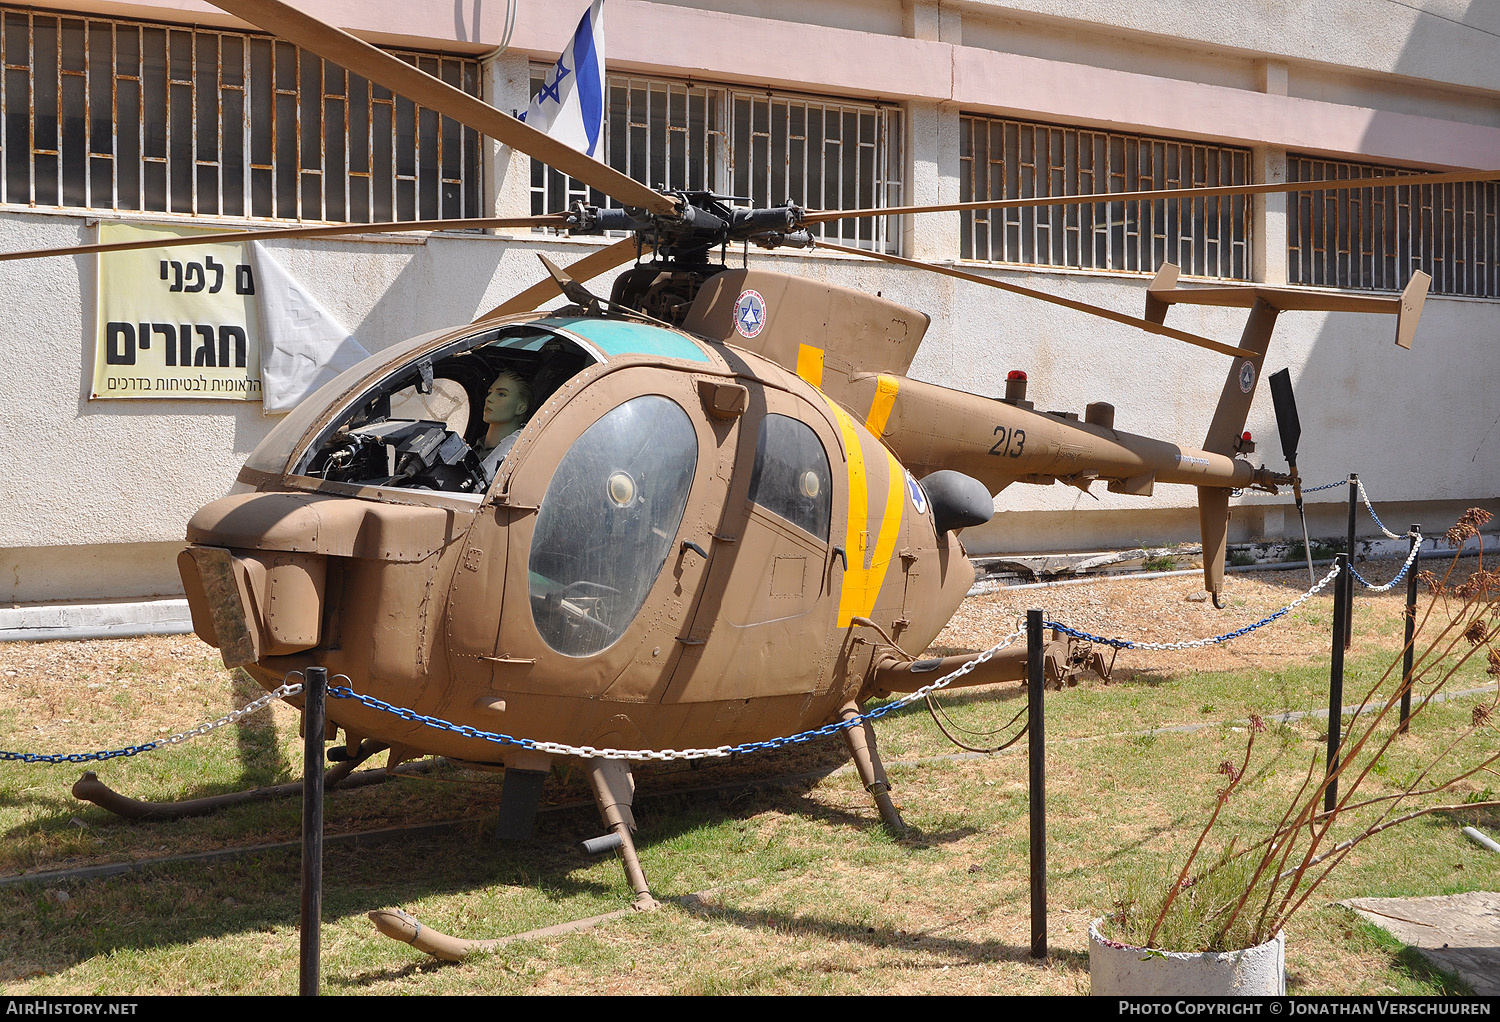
[1103,510,1500,953]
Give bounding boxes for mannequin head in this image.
[481,369,531,448]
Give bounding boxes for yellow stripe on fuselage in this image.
[797,344,825,389]
[822,397,907,628]
[865,374,900,436]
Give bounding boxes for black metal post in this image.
[1027,610,1046,960]
[300,666,327,997]
[1345,474,1358,650]
[1399,525,1420,734]
[1326,556,1348,814]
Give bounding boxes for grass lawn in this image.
[1,559,1495,995]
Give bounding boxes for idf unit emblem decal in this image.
[906,471,928,515]
[734,289,767,338]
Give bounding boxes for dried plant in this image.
[1111,511,1500,952]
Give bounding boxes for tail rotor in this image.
[1269,368,1316,586]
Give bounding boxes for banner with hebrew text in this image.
[92,223,262,401]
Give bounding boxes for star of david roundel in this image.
[733,289,767,339]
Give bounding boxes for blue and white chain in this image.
[1306,477,1420,591]
[5,553,1356,765]
[1349,529,1423,592]
[325,627,1029,762]
[328,558,1337,756]
[1302,478,1408,541]
[1046,561,1342,651]
[1356,479,1407,541]
[0,681,303,764]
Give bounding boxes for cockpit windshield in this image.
[290,324,600,494]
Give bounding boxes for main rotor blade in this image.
[474,235,648,321]
[0,216,569,263]
[818,241,1254,358]
[204,0,678,217]
[804,167,1500,225]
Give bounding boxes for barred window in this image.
[959,115,1252,279]
[531,71,903,253]
[0,6,481,221]
[1289,156,1499,298]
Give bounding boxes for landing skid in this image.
[372,756,660,961]
[370,902,654,963]
[370,721,919,963]
[72,740,401,820]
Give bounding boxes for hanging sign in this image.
[91,222,262,401]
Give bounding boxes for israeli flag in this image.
[520,0,606,158]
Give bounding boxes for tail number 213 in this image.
[990,426,1025,458]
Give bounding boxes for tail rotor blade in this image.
[1268,368,1302,466]
[1268,368,1316,585]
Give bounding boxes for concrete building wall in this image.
[2,0,1497,602]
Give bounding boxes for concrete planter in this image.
[1089,918,1286,996]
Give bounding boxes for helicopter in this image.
[10,0,1488,963]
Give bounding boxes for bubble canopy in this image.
[237,317,711,485]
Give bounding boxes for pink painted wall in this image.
[31,1,1500,170]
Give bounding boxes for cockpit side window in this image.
[528,395,698,657]
[747,413,832,541]
[388,377,470,434]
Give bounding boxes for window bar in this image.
[100,23,118,212]
[210,32,226,216]
[311,53,323,221]
[169,26,192,213]
[26,14,35,204]
[368,72,383,222]
[854,106,867,246]
[340,64,352,223]
[187,27,197,214]
[427,57,439,219]
[1,14,8,206]
[321,58,334,221]
[239,36,251,218]
[51,16,61,207]
[108,21,117,210]
[135,24,145,211]
[388,65,400,221]
[409,58,419,223]
[80,17,90,210]
[454,59,466,218]
[267,40,277,218]
[360,67,370,221]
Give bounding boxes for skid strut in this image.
[586,758,658,910]
[840,703,906,831]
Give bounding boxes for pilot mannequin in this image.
[474,369,532,474]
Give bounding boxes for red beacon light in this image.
[1004,369,1029,404]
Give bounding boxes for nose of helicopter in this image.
[179,490,458,666]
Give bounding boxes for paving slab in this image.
[1342,891,1500,995]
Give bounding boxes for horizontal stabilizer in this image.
[1145,263,1430,349]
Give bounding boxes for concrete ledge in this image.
[0,600,194,642]
[974,531,1483,584]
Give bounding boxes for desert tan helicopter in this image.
[10,0,1492,963]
